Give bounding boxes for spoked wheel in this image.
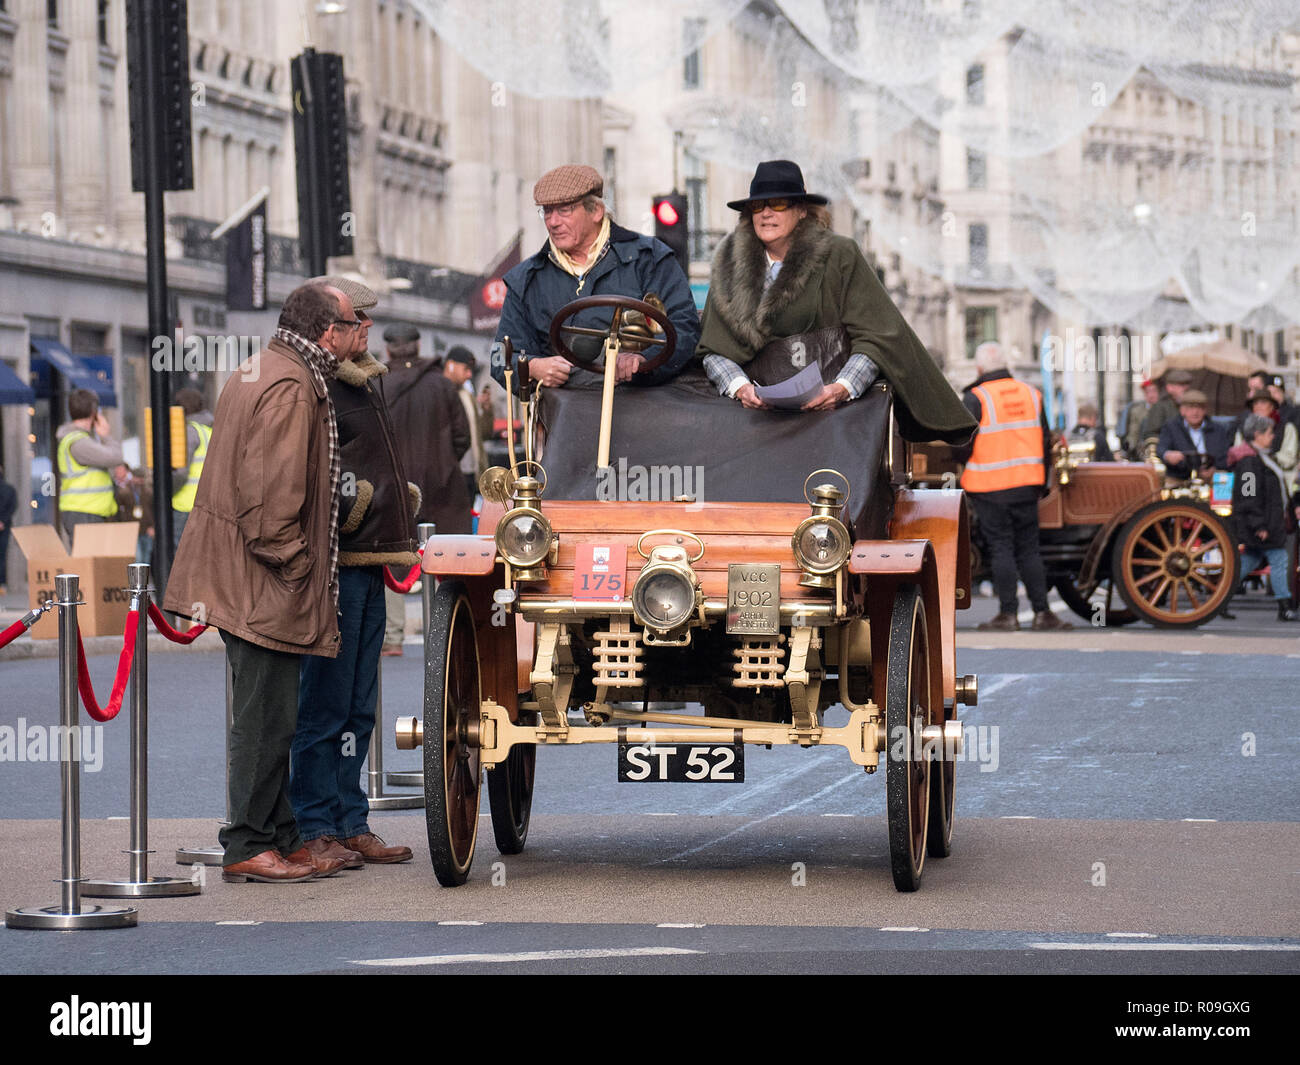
[885,584,933,891]
[423,580,482,886]
[1111,502,1238,627]
[1054,576,1138,627]
[487,713,536,855]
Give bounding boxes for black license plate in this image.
[617,741,745,783]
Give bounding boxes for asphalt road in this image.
[1,588,1297,979]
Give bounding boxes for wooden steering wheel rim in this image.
[547,295,677,375]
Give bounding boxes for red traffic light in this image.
[654,200,680,227]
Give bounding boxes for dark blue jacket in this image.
[491,221,700,388]
[1156,417,1230,479]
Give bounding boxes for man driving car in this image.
[490,164,700,390]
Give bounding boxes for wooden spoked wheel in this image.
[423,580,482,887]
[1112,502,1238,627]
[885,584,932,892]
[487,713,536,855]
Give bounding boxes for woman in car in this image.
[695,159,972,442]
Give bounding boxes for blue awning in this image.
[0,360,34,405]
[29,338,116,407]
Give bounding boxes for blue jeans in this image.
[1238,544,1291,600]
[291,566,385,841]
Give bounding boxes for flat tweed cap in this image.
[533,164,603,207]
[1164,368,1194,385]
[383,322,420,344]
[1179,388,1208,407]
[309,274,378,311]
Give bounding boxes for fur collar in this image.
[334,352,388,388]
[708,217,835,350]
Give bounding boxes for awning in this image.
[0,360,34,405]
[29,338,116,407]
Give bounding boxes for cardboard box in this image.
[11,522,140,640]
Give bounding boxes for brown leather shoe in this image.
[1032,611,1073,631]
[283,844,347,878]
[977,612,1019,631]
[342,832,413,864]
[312,835,364,870]
[222,849,315,884]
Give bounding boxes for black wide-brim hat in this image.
[727,159,829,211]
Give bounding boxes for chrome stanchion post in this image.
[385,522,434,791]
[6,574,136,929]
[85,564,199,898]
[176,640,228,866]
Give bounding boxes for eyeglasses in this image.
[333,318,364,329]
[537,199,584,220]
[748,198,794,213]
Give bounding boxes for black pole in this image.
[138,0,175,594]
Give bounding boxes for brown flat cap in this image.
[533,164,603,207]
[1165,368,1194,385]
[1246,389,1277,408]
[1179,389,1208,407]
[310,274,378,310]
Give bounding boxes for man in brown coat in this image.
[164,282,356,883]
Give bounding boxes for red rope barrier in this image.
[0,619,26,651]
[75,609,140,723]
[383,545,426,594]
[147,602,208,643]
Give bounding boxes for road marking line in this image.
[822,813,855,817]
[1182,818,1218,822]
[665,770,861,861]
[1107,932,1157,938]
[657,923,705,928]
[352,947,704,967]
[437,920,483,926]
[216,920,260,926]
[880,926,930,932]
[978,674,1027,699]
[644,812,678,816]
[1031,942,1300,952]
[1001,815,1037,819]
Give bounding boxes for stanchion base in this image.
[368,794,424,810]
[81,876,201,898]
[6,904,137,930]
[385,771,423,787]
[175,846,224,866]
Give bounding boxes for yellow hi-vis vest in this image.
[171,420,211,512]
[959,378,1045,493]
[57,430,118,517]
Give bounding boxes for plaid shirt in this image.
[273,326,341,611]
[703,351,879,401]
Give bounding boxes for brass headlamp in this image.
[793,475,851,589]
[631,530,703,636]
[495,474,555,581]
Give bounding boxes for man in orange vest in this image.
[958,342,1071,632]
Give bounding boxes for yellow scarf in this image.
[549,215,611,292]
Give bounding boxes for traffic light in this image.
[653,192,689,275]
[291,49,354,274]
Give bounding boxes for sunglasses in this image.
[748,198,795,213]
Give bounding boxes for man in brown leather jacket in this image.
[164,282,355,883]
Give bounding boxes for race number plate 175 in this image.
[573,543,627,600]
[618,734,745,783]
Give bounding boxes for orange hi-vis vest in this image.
[960,377,1045,493]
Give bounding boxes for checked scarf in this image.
[273,326,341,611]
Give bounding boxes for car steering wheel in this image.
[547,295,676,376]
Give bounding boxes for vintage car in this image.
[396,296,976,892]
[938,436,1239,627]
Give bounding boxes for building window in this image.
[98,0,109,46]
[603,145,617,219]
[47,0,58,28]
[966,64,984,106]
[969,223,989,268]
[684,150,708,261]
[965,307,998,360]
[887,161,896,185]
[682,18,705,89]
[967,148,986,189]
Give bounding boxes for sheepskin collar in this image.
[708,217,835,351]
[334,352,388,388]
